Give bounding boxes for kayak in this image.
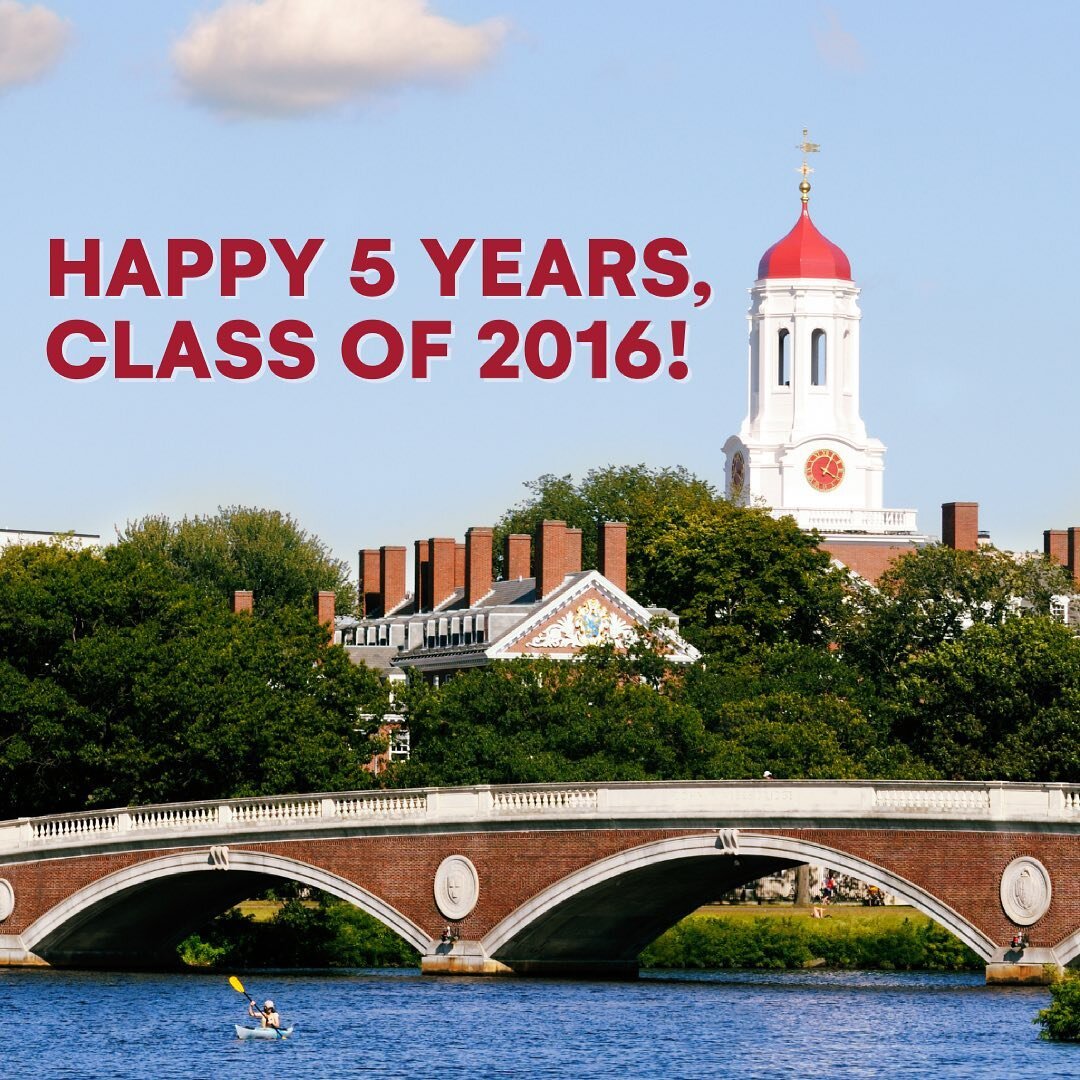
[234,1024,295,1040]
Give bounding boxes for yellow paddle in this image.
[229,975,283,1038]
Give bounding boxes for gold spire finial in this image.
[795,127,819,203]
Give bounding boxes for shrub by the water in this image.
[177,894,419,969]
[182,899,980,974]
[176,934,228,969]
[641,915,811,970]
[1035,971,1080,1041]
[639,914,981,972]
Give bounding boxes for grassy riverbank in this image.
[640,905,982,972]
[178,897,981,973]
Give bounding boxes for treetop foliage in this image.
[644,500,849,659]
[842,544,1076,688]
[386,469,1080,790]
[492,465,850,661]
[118,505,356,615]
[0,517,384,819]
[4,474,1079,818]
[492,464,717,599]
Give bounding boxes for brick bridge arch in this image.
[22,849,430,967]
[482,833,996,973]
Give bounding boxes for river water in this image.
[0,967,1073,1079]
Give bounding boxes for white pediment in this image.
[487,570,699,664]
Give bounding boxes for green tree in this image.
[1036,971,1080,1041]
[701,691,932,780]
[494,468,853,664]
[0,539,387,817]
[673,644,932,780]
[645,502,850,659]
[0,542,106,813]
[385,657,710,788]
[493,465,718,601]
[119,505,355,614]
[887,615,1080,781]
[842,545,1074,689]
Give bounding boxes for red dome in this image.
[757,202,851,280]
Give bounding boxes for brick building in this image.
[1044,525,1080,624]
[337,520,699,683]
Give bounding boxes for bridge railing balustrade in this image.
[29,812,121,841]
[8,782,1080,857]
[872,787,992,813]
[128,806,219,831]
[333,793,428,818]
[490,788,599,814]
[8,790,432,851]
[230,798,325,824]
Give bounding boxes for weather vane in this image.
[795,127,820,202]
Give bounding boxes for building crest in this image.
[528,596,635,650]
[490,570,699,664]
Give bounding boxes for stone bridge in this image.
[1,780,1077,983]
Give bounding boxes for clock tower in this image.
[722,139,921,562]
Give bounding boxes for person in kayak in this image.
[249,998,281,1029]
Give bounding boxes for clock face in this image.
[730,451,745,495]
[805,448,845,492]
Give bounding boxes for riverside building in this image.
[337,521,699,684]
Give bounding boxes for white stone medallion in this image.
[434,855,479,920]
[0,879,13,922]
[999,856,1052,926]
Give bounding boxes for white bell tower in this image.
[723,137,917,538]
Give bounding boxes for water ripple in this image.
[0,967,1072,1079]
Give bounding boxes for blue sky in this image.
[4,0,1079,570]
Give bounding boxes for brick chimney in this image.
[536,520,567,599]
[380,545,406,614]
[942,502,978,552]
[414,539,431,612]
[599,521,628,592]
[1069,527,1080,585]
[466,526,494,606]
[429,537,457,609]
[505,533,531,581]
[359,549,381,617]
[455,542,466,591]
[231,589,253,614]
[565,527,583,575]
[315,590,335,633]
[1045,530,1068,568]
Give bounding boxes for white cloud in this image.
[813,8,865,74]
[173,0,508,117]
[0,0,69,90]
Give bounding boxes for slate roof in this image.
[344,645,400,674]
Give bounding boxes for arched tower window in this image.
[778,329,790,386]
[811,329,827,386]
